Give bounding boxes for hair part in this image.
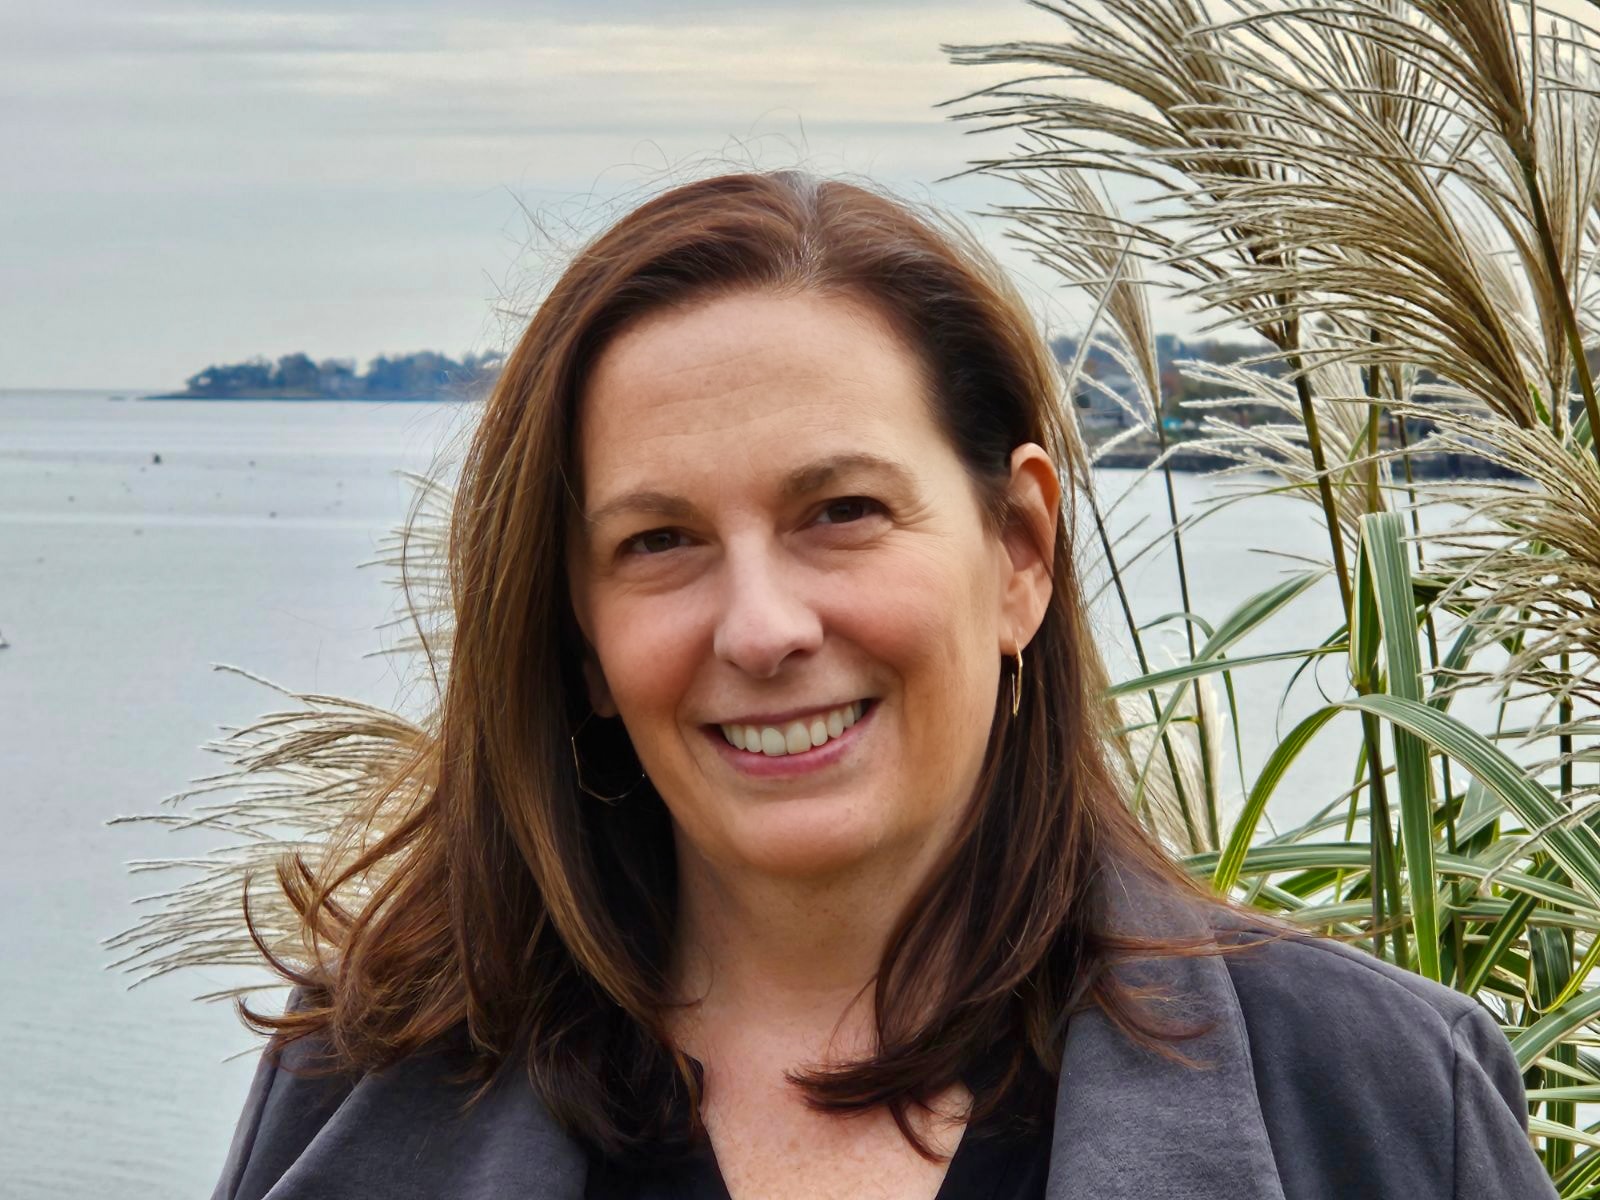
[242,168,1275,1166]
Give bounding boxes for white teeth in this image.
[720,701,869,756]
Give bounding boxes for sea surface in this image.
[0,388,1353,1198]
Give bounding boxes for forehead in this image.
[574,290,949,501]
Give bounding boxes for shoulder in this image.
[1215,925,1507,1107]
[1218,922,1485,1044]
[212,994,585,1200]
[1212,923,1554,1199]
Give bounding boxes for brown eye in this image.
[624,529,685,556]
[817,497,880,525]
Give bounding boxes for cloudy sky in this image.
[9,0,1189,390]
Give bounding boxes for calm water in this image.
[0,389,1348,1197]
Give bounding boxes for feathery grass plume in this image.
[1349,0,1600,438]
[1172,1,1600,435]
[1177,325,1392,541]
[363,468,457,672]
[1007,167,1165,451]
[1166,2,1600,880]
[944,0,1305,347]
[104,669,433,991]
[1421,412,1600,712]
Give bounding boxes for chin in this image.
[725,803,893,880]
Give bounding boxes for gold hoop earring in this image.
[569,711,646,804]
[1011,648,1025,719]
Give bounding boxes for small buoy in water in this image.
[152,452,162,464]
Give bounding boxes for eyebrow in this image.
[582,452,916,526]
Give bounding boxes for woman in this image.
[211,170,1553,1200]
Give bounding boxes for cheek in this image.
[855,544,1002,715]
[590,595,705,734]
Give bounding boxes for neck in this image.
[665,832,951,1063]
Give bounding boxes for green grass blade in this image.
[1189,843,1596,913]
[1138,610,1217,639]
[1555,1147,1600,1198]
[1342,694,1600,903]
[1360,513,1440,979]
[1194,569,1323,658]
[1550,935,1600,1011]
[1349,530,1382,692]
[1460,861,1556,996]
[1527,1086,1600,1102]
[1527,1116,1600,1150]
[1107,646,1343,699]
[1512,988,1600,1071]
[1212,704,1342,892]
[1455,778,1507,843]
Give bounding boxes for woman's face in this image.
[568,288,1055,883]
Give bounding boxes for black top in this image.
[584,1089,1053,1200]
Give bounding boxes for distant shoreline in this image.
[1093,443,1521,479]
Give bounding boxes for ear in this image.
[997,442,1061,655]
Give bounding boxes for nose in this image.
[711,539,824,679]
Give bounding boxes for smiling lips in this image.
[718,700,868,756]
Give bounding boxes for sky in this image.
[7,0,1222,391]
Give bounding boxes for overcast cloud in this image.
[5,1,1173,389]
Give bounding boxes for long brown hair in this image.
[244,169,1259,1164]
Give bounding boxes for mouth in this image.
[713,699,873,757]
[701,698,878,777]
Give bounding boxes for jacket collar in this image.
[1046,862,1285,1200]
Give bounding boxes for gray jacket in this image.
[211,876,1556,1200]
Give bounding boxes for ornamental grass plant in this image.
[942,1,1600,1188]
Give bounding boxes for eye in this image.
[621,528,687,556]
[815,497,883,525]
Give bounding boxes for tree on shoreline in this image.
[179,350,502,398]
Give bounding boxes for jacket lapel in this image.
[1046,866,1286,1200]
